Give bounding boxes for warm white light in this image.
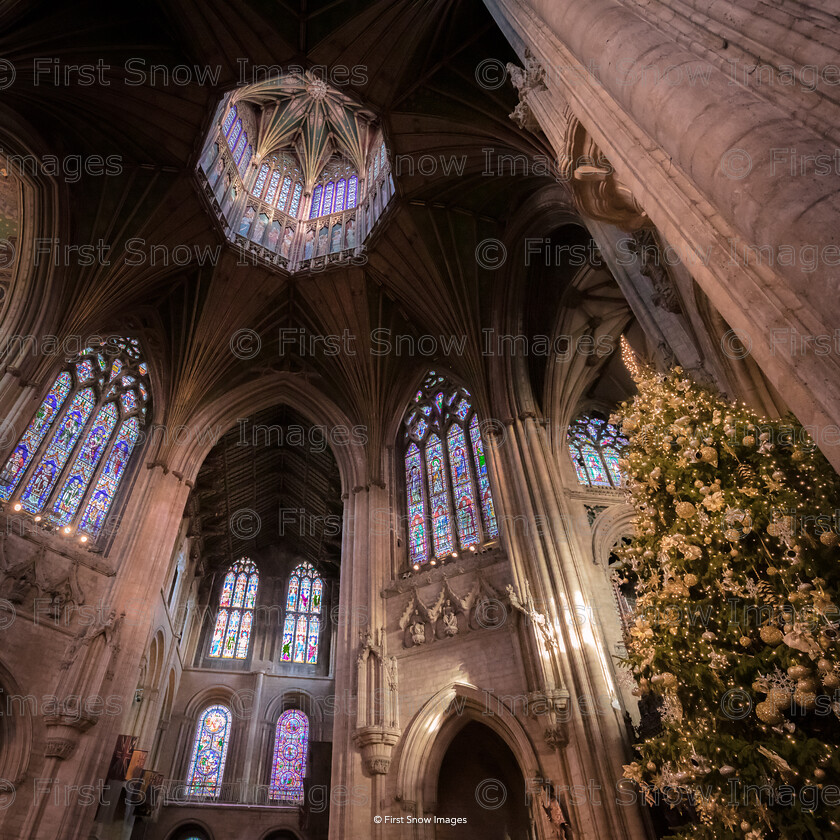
[79,535,88,543]
[33,515,41,522]
[63,526,72,535]
[12,503,21,511]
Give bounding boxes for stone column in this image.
[489,0,840,470]
[487,415,649,838]
[29,465,193,840]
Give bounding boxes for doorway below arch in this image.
[435,721,530,839]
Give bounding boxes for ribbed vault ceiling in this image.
[0,0,582,481]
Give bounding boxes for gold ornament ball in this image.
[684,574,698,586]
[820,530,840,547]
[793,688,817,710]
[675,501,696,519]
[755,700,784,724]
[739,635,752,647]
[817,658,833,672]
[788,665,810,680]
[815,768,826,780]
[823,674,840,689]
[742,435,755,446]
[759,626,783,645]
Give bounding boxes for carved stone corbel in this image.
[506,49,548,134]
[353,725,401,776]
[527,688,571,751]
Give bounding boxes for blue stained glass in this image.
[322,182,335,216]
[76,360,94,383]
[52,403,118,524]
[240,145,253,174]
[265,171,281,205]
[186,705,231,798]
[293,616,307,663]
[426,435,454,556]
[209,558,259,659]
[281,615,295,662]
[309,185,322,219]
[227,119,242,150]
[20,388,96,513]
[253,164,269,198]
[347,175,357,209]
[284,563,322,664]
[0,372,72,500]
[405,443,427,564]
[288,182,303,217]
[603,447,622,487]
[79,418,139,535]
[469,415,498,537]
[222,106,237,135]
[233,133,247,164]
[121,391,137,414]
[269,711,308,802]
[447,425,478,548]
[455,398,470,420]
[277,176,292,210]
[334,179,346,212]
[567,415,627,488]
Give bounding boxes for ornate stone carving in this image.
[400,575,508,645]
[353,725,401,776]
[630,228,683,314]
[506,50,548,134]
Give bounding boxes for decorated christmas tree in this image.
[616,339,840,838]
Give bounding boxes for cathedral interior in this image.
[0,0,837,838]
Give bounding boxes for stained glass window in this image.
[265,171,281,205]
[567,414,627,488]
[0,372,72,500]
[288,183,303,217]
[402,371,499,568]
[233,133,247,164]
[209,558,259,660]
[281,562,322,664]
[240,144,253,174]
[253,164,269,198]
[185,705,231,798]
[309,185,322,219]
[277,176,292,210]
[269,710,308,802]
[322,182,335,216]
[222,106,237,136]
[2,339,149,536]
[334,179,346,212]
[52,403,118,524]
[227,119,242,150]
[347,175,358,209]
